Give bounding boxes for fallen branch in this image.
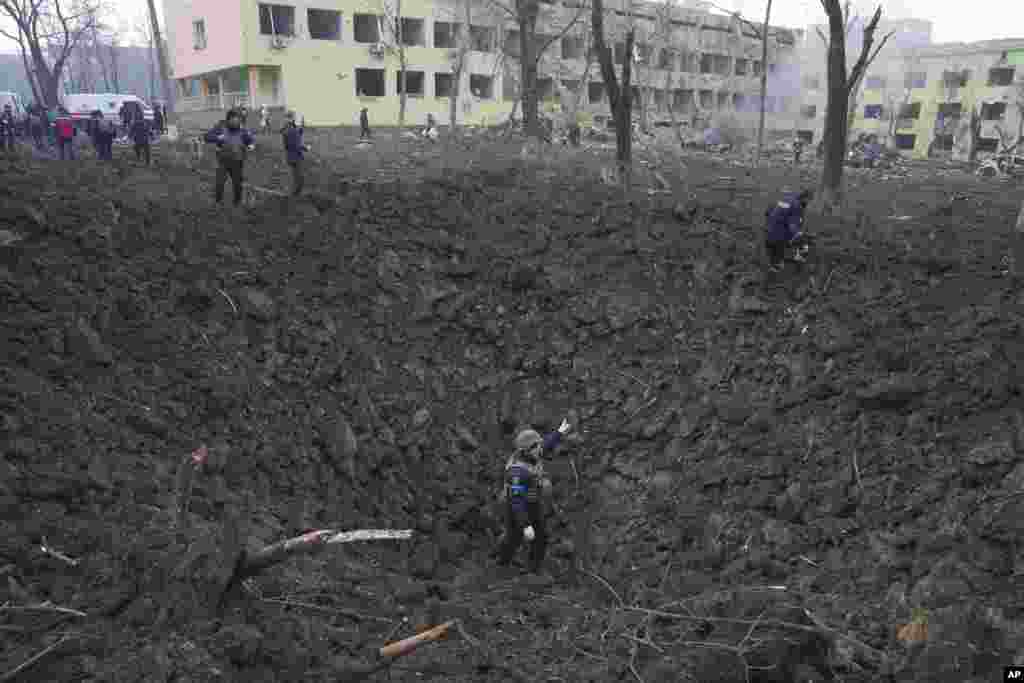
[380,620,453,658]
[215,288,238,316]
[0,635,71,682]
[38,539,79,567]
[0,603,87,618]
[222,528,413,604]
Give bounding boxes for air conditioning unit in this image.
[270,35,287,49]
[369,42,385,58]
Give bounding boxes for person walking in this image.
[130,114,152,165]
[153,105,165,137]
[204,108,255,207]
[281,110,309,197]
[54,109,76,160]
[359,107,371,139]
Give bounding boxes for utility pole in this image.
[146,0,175,122]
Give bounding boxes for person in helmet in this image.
[204,108,255,207]
[497,418,572,573]
[765,188,813,273]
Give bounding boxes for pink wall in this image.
[164,0,246,79]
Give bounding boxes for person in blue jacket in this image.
[204,109,255,207]
[280,111,310,196]
[765,189,813,272]
[497,418,572,574]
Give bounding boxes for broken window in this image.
[653,89,667,109]
[933,134,954,151]
[937,102,962,118]
[537,77,554,100]
[699,89,713,108]
[398,18,425,46]
[674,89,694,112]
[796,130,813,144]
[504,30,520,56]
[801,104,817,119]
[259,4,296,36]
[434,22,461,48]
[732,93,745,110]
[898,102,921,119]
[434,73,455,98]
[396,70,425,95]
[988,67,1015,86]
[894,133,916,150]
[589,82,604,104]
[752,60,761,76]
[981,102,1007,120]
[735,59,748,76]
[699,54,712,74]
[801,75,820,89]
[469,74,493,99]
[941,70,968,87]
[307,9,340,40]
[355,68,386,96]
[657,49,674,70]
[904,72,926,89]
[192,19,207,49]
[863,104,884,119]
[562,36,586,60]
[976,137,999,152]
[469,26,495,52]
[353,14,382,43]
[714,55,731,75]
[865,76,885,89]
[561,79,580,96]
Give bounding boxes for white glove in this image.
[523,525,535,542]
[558,418,571,435]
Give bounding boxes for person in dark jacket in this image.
[497,418,572,574]
[0,104,15,152]
[130,115,152,165]
[765,189,813,272]
[93,111,116,160]
[29,107,44,149]
[153,106,165,136]
[359,107,371,139]
[281,110,310,196]
[205,108,255,207]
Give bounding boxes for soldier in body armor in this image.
[497,418,572,573]
[204,108,256,206]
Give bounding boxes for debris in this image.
[379,620,454,658]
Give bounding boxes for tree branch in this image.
[534,3,588,66]
[845,6,882,91]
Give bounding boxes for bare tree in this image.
[817,2,891,211]
[378,0,410,126]
[446,0,471,129]
[145,0,173,117]
[485,0,586,136]
[0,0,102,107]
[592,0,635,180]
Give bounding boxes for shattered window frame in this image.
[469,74,494,99]
[863,104,884,119]
[353,14,382,43]
[396,70,426,96]
[354,68,386,97]
[258,3,296,36]
[434,73,455,98]
[894,133,916,150]
[987,67,1015,86]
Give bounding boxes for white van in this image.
[60,93,154,127]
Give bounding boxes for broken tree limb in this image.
[0,635,72,682]
[220,528,413,606]
[379,620,454,658]
[238,529,413,582]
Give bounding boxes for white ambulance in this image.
[60,93,154,128]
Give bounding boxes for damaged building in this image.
[163,0,804,130]
[797,18,1024,160]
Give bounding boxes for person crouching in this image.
[765,189,813,273]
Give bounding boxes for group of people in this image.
[202,106,309,206]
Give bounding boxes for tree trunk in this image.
[1016,199,1024,233]
[396,0,407,127]
[754,0,772,166]
[819,8,849,210]
[110,44,120,93]
[17,34,42,105]
[518,2,540,136]
[146,0,175,118]
[449,0,471,130]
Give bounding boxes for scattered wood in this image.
[0,602,87,618]
[0,635,72,682]
[379,620,453,658]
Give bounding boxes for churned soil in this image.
[1,131,1023,683]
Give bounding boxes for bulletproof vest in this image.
[505,464,533,514]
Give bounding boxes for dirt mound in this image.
[1,151,1023,682]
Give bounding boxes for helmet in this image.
[514,429,543,460]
